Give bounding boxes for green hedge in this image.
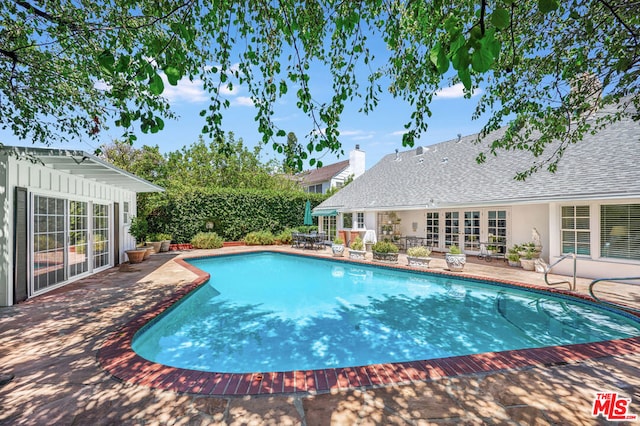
[146,188,326,243]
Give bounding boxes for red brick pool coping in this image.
[97,250,640,396]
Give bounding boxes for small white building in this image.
[297,145,365,194]
[0,146,163,306]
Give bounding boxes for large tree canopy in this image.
[1,0,638,178]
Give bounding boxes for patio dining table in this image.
[294,233,326,250]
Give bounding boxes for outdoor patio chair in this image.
[292,232,302,248]
[313,232,326,249]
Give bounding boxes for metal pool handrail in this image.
[544,253,577,291]
[588,277,640,314]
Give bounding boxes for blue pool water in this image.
[132,252,640,373]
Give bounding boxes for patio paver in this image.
[1,245,639,425]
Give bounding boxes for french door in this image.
[31,195,111,295]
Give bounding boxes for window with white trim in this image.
[123,201,130,224]
[601,204,640,261]
[343,213,353,228]
[561,205,590,255]
[306,184,323,193]
[356,212,365,229]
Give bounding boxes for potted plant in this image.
[518,242,541,259]
[146,233,163,254]
[407,246,432,268]
[331,236,345,257]
[348,236,366,260]
[156,233,173,252]
[128,216,148,247]
[520,248,537,271]
[126,216,149,263]
[445,245,466,272]
[372,241,399,263]
[506,246,521,267]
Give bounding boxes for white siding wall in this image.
[397,210,425,237]
[510,204,549,259]
[548,200,640,279]
[0,151,10,306]
[1,155,139,306]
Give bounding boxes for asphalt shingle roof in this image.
[297,160,350,185]
[316,108,640,211]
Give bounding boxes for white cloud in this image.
[161,75,208,103]
[390,130,407,136]
[220,84,239,96]
[339,129,376,140]
[232,96,254,107]
[94,80,111,91]
[435,83,482,99]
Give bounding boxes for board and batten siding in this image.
[0,153,138,306]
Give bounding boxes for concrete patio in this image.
[1,245,639,425]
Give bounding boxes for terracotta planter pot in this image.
[148,241,162,253]
[125,249,146,264]
[142,247,154,259]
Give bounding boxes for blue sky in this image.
[1,65,487,172]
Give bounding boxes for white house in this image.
[314,105,640,279]
[297,145,365,194]
[0,146,163,306]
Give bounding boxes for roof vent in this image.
[441,157,448,164]
[416,146,423,155]
[395,148,400,161]
[456,133,462,143]
[417,158,424,164]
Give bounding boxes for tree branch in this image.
[596,0,639,48]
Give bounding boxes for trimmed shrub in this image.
[191,232,224,249]
[146,188,325,243]
[407,246,431,258]
[276,228,294,245]
[372,241,399,253]
[350,236,364,250]
[244,230,275,245]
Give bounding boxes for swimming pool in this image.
[132,252,640,374]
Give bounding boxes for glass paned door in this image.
[69,201,89,278]
[33,195,66,292]
[487,210,508,255]
[444,211,460,249]
[93,204,110,269]
[322,216,337,242]
[464,211,481,252]
[425,212,439,248]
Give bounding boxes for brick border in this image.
[97,249,640,396]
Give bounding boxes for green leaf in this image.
[491,8,510,29]
[538,0,559,14]
[471,46,494,72]
[429,43,449,75]
[98,50,115,73]
[164,66,181,86]
[149,73,164,95]
[276,129,286,137]
[458,68,472,90]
